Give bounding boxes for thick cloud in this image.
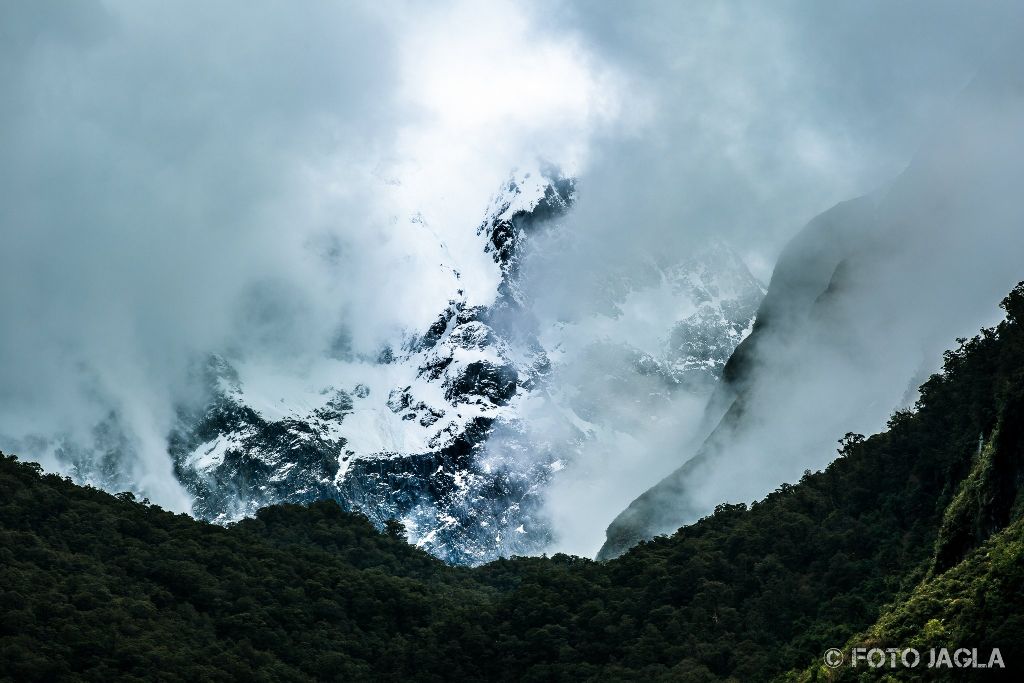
[531,0,1023,301]
[526,1,1024,556]
[1,0,1021,545]
[0,0,621,507]
[0,1,414,506]
[597,34,1024,558]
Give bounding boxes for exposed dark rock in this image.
[445,361,518,406]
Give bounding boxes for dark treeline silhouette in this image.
[3,285,1024,681]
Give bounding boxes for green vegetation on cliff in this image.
[3,285,1024,681]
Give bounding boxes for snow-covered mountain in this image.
[166,167,765,563]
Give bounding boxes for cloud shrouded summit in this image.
[1,0,1022,556]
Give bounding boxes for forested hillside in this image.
[3,285,1024,681]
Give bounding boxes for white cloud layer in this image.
[1,0,1022,541]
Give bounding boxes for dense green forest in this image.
[3,284,1024,681]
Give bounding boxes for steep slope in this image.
[600,43,1024,559]
[3,283,1023,681]
[0,162,764,565]
[168,168,764,564]
[169,167,576,564]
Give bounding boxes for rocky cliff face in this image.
[169,167,765,564]
[169,168,573,564]
[0,163,765,565]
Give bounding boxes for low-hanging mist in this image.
[2,0,1023,560]
[600,37,1024,557]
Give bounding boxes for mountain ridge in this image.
[168,167,765,564]
[3,282,1023,680]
